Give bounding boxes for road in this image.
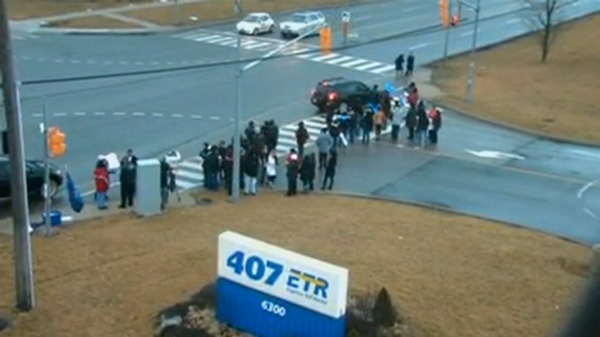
[6,0,600,243]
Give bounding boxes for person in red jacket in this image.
[94,159,110,210]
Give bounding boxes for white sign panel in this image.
[218,231,349,318]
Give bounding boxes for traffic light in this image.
[47,127,66,157]
[439,0,450,27]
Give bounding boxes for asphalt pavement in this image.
[5,0,600,243]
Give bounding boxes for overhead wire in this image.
[20,8,525,86]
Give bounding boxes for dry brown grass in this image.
[6,0,151,20]
[46,15,143,29]
[125,0,375,26]
[432,14,600,144]
[0,192,590,337]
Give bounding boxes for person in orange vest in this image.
[374,108,386,141]
[451,13,459,26]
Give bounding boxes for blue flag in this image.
[66,171,84,213]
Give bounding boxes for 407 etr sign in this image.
[217,231,349,337]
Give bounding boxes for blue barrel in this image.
[42,211,62,227]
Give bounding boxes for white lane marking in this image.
[584,208,597,219]
[570,149,600,159]
[353,16,371,22]
[73,112,86,116]
[171,114,184,118]
[209,116,220,120]
[461,29,481,37]
[54,112,67,117]
[505,18,522,24]
[86,60,96,64]
[409,42,430,50]
[194,34,222,42]
[132,112,146,116]
[245,42,272,50]
[93,112,106,116]
[465,149,525,160]
[191,115,203,119]
[152,113,164,117]
[578,180,600,199]
[113,112,126,116]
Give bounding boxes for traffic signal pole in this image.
[442,0,452,66]
[42,99,54,236]
[0,0,36,312]
[460,0,481,101]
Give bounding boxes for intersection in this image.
[5,0,600,243]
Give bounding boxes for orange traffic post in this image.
[320,26,332,53]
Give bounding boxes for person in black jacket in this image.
[321,151,337,190]
[300,153,316,192]
[360,111,374,145]
[395,53,404,79]
[404,104,417,141]
[204,146,220,191]
[286,150,300,197]
[416,102,429,147]
[405,51,415,78]
[242,149,260,195]
[119,148,138,209]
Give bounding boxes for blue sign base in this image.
[217,277,346,337]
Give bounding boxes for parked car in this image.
[279,11,326,39]
[310,77,382,112]
[0,156,63,201]
[236,12,275,35]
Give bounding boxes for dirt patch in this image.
[431,14,600,144]
[44,15,144,29]
[0,192,590,337]
[125,0,375,26]
[6,0,151,20]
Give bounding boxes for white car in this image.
[279,11,326,39]
[236,13,275,35]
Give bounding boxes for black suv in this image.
[310,77,380,112]
[0,156,63,201]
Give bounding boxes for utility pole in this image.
[0,0,36,312]
[461,0,481,101]
[231,0,244,201]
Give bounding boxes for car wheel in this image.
[268,25,274,33]
[252,28,258,36]
[40,180,59,199]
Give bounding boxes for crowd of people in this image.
[92,82,443,209]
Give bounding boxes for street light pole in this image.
[442,0,452,66]
[231,0,244,201]
[465,0,481,101]
[0,0,36,312]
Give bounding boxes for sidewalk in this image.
[0,190,198,236]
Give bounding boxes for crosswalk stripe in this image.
[339,59,369,67]
[206,36,234,43]
[193,34,220,42]
[176,161,201,171]
[311,53,340,61]
[302,119,328,129]
[245,42,272,49]
[326,56,354,65]
[176,169,205,181]
[176,179,200,190]
[279,129,295,137]
[370,64,396,74]
[355,62,383,71]
[297,52,320,59]
[278,138,297,146]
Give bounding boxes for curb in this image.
[429,98,600,149]
[168,0,384,33]
[321,190,591,247]
[36,27,161,36]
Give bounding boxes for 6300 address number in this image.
[261,300,286,317]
